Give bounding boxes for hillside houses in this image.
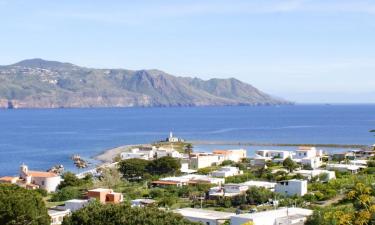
[152,174,225,187]
[275,179,308,197]
[254,147,324,169]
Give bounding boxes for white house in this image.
[19,164,61,192]
[255,150,293,161]
[326,163,364,173]
[294,147,323,159]
[154,174,225,187]
[211,166,242,177]
[120,148,155,160]
[174,208,235,225]
[131,199,156,207]
[156,148,183,158]
[48,208,71,225]
[212,149,247,162]
[230,207,313,225]
[275,179,307,196]
[242,180,277,190]
[63,199,90,212]
[209,183,249,197]
[189,153,226,169]
[294,169,336,181]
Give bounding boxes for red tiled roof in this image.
[27,171,58,178]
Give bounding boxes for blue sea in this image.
[0,105,374,176]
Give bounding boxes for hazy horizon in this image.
[1,0,374,104]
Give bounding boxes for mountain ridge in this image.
[0,59,292,108]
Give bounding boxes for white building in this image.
[294,169,336,181]
[209,183,249,197]
[294,147,323,159]
[326,163,364,173]
[19,164,61,192]
[230,207,313,225]
[120,148,155,160]
[242,180,277,190]
[156,148,183,158]
[293,147,323,169]
[189,153,226,169]
[211,166,242,177]
[275,179,307,196]
[212,149,247,162]
[174,208,235,225]
[166,132,184,143]
[48,208,71,225]
[63,199,90,212]
[255,150,293,161]
[131,199,156,207]
[154,174,225,187]
[120,146,183,160]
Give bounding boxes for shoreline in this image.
[93,144,141,163]
[190,140,369,150]
[93,140,370,164]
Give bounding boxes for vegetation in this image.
[51,186,83,201]
[58,172,93,189]
[0,184,50,225]
[246,186,275,205]
[62,202,200,225]
[282,157,299,172]
[118,156,181,181]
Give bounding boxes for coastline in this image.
[93,140,370,165]
[93,144,140,163]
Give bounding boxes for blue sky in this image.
[0,0,374,103]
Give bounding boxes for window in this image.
[42,181,45,185]
[206,222,210,225]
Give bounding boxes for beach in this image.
[94,145,137,163]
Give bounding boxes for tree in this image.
[0,184,50,225]
[184,143,193,155]
[283,157,298,172]
[51,186,82,202]
[62,202,199,225]
[118,158,150,180]
[146,156,181,176]
[97,168,122,188]
[58,172,92,189]
[246,186,275,205]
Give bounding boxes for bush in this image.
[58,172,92,189]
[62,202,200,225]
[225,172,255,183]
[34,188,48,197]
[246,186,275,205]
[51,187,82,202]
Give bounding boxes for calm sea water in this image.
[0,105,374,176]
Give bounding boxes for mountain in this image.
[0,59,292,108]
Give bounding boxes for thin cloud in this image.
[36,0,375,25]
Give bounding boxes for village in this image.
[1,132,375,225]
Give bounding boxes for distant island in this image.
[0,58,292,109]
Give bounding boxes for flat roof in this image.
[88,188,113,192]
[48,209,70,216]
[174,208,235,220]
[65,199,89,203]
[231,208,312,219]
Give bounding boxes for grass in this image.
[154,141,191,153]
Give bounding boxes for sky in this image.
[0,0,374,103]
